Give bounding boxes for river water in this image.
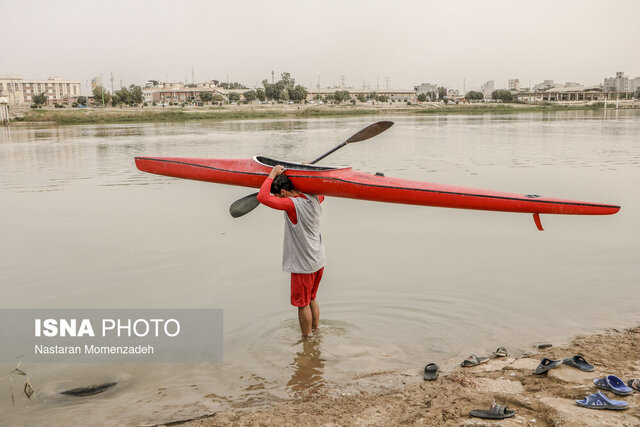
[1,111,639,424]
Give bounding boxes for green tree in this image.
[113,87,131,106]
[244,90,257,103]
[92,85,111,106]
[278,88,289,101]
[261,71,299,101]
[256,88,266,102]
[77,96,87,106]
[32,93,47,107]
[228,92,241,102]
[212,94,224,104]
[199,91,213,103]
[465,91,484,101]
[417,93,427,102]
[356,93,366,102]
[290,85,308,102]
[437,86,447,101]
[377,94,389,102]
[334,90,351,103]
[491,89,514,102]
[220,82,248,89]
[129,85,143,105]
[368,91,378,100]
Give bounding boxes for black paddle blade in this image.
[229,192,260,218]
[346,121,394,144]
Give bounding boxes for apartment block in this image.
[0,75,82,106]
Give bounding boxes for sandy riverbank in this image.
[11,102,637,125]
[172,326,640,427]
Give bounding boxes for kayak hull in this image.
[134,156,620,216]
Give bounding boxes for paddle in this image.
[229,121,394,218]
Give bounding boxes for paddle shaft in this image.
[309,141,347,165]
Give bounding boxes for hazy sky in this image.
[2,0,639,92]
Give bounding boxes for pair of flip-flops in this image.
[576,390,628,410]
[492,347,509,357]
[534,355,594,375]
[461,354,489,367]
[594,375,634,396]
[469,402,515,420]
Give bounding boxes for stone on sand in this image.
[546,365,602,384]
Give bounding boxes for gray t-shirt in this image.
[282,194,325,273]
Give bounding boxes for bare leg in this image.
[298,305,312,337]
[310,299,320,331]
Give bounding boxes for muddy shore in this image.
[174,326,640,426]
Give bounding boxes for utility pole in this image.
[110,73,114,95]
[271,70,275,84]
[376,76,379,91]
[192,67,195,85]
[100,73,105,107]
[317,75,320,89]
[384,77,390,89]
[340,75,345,88]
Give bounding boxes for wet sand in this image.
[182,325,640,426]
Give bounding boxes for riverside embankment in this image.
[10,102,635,125]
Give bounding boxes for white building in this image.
[508,79,520,91]
[414,83,438,95]
[604,72,630,92]
[481,80,494,97]
[631,77,640,92]
[533,79,560,92]
[0,75,82,106]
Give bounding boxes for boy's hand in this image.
[269,165,285,178]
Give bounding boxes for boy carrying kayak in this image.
[257,165,325,337]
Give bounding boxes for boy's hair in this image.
[271,174,295,194]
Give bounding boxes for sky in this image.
[2,0,639,93]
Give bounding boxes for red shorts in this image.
[290,267,324,307]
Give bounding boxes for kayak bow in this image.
[135,156,620,230]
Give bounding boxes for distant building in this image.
[564,82,581,88]
[307,87,416,101]
[414,83,438,95]
[142,81,254,104]
[541,86,610,102]
[481,80,494,97]
[508,79,520,91]
[631,77,640,92]
[533,79,560,92]
[0,75,81,106]
[604,71,630,92]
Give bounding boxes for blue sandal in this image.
[594,375,633,396]
[576,391,628,410]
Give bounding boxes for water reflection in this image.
[287,335,325,398]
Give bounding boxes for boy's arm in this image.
[257,176,295,211]
[256,165,297,223]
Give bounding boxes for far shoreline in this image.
[8,102,639,126]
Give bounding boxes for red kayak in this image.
[135,155,620,230]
